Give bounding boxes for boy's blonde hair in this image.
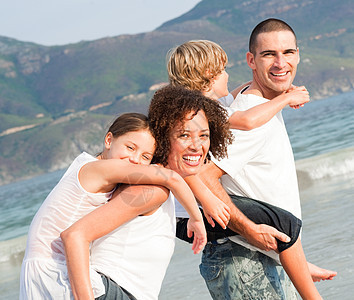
[167,40,228,92]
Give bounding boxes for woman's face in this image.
[167,110,210,178]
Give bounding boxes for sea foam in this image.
[0,234,26,264]
[296,146,354,182]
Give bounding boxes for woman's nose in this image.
[189,137,202,150]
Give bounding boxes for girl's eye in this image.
[142,155,152,161]
[127,145,134,150]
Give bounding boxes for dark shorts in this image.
[95,273,137,300]
[176,194,302,252]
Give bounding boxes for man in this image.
[198,18,308,299]
[167,21,336,298]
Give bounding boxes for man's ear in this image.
[246,52,256,70]
[297,47,300,64]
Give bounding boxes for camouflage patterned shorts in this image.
[199,240,298,300]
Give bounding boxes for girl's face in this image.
[105,129,155,165]
[167,110,210,178]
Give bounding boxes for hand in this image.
[202,195,231,229]
[243,224,291,252]
[286,86,310,108]
[187,218,207,254]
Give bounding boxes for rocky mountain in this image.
[0,0,353,185]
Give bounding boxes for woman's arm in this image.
[163,171,207,254]
[61,184,169,300]
[228,86,310,130]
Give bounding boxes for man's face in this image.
[247,30,299,99]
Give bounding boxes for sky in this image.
[0,0,201,46]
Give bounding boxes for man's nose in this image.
[274,53,287,69]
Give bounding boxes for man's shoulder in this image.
[233,93,269,110]
[217,93,235,107]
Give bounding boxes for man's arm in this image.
[198,161,290,251]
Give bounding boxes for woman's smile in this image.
[167,110,210,178]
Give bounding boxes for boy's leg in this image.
[230,195,302,252]
[176,195,302,253]
[280,239,322,300]
[176,209,235,243]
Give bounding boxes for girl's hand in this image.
[202,195,231,229]
[186,218,207,254]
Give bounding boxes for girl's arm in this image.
[80,160,187,193]
[156,168,207,254]
[81,161,206,252]
[184,175,230,229]
[228,86,310,130]
[61,184,170,300]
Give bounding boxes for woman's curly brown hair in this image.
[148,85,234,166]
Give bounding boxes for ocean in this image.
[1,90,354,299]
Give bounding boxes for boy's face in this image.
[208,68,229,100]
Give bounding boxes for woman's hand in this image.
[202,194,230,229]
[186,218,207,254]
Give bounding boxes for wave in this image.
[0,234,26,264]
[1,147,353,264]
[296,146,354,183]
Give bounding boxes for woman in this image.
[61,85,233,300]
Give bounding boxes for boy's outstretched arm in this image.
[228,86,310,130]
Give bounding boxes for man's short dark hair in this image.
[249,18,297,54]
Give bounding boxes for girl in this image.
[20,112,206,299]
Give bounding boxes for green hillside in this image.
[0,0,353,185]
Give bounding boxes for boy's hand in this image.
[202,195,230,229]
[187,218,207,254]
[286,86,310,109]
